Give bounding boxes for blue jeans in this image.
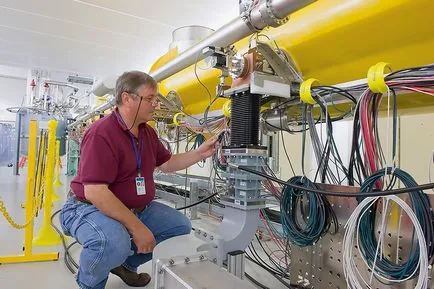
[60,197,191,289]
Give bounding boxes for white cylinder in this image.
[91,75,118,97]
[169,25,215,53]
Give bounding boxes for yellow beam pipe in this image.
[153,0,434,114]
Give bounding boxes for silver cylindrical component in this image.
[261,107,290,134]
[67,102,112,130]
[151,17,251,81]
[170,26,215,53]
[270,0,316,19]
[91,75,118,97]
[229,55,248,79]
[247,0,316,30]
[228,251,245,279]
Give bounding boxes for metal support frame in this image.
[290,194,434,288]
[228,250,245,279]
[154,256,255,289]
[254,41,300,82]
[152,235,255,289]
[13,112,23,175]
[155,144,269,270]
[221,147,267,209]
[189,181,199,220]
[250,71,292,99]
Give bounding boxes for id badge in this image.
[135,177,146,195]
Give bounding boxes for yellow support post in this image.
[0,120,58,264]
[33,120,63,246]
[34,131,46,209]
[53,140,63,187]
[21,131,45,210]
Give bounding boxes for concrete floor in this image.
[0,167,288,289]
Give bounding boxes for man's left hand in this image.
[197,136,217,159]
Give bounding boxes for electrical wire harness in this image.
[280,176,337,247]
[342,168,434,288]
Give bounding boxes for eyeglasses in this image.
[128,93,160,106]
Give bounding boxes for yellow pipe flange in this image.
[300,78,320,105]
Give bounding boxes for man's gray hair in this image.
[114,71,157,106]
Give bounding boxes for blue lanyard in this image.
[129,133,143,176]
[116,112,143,176]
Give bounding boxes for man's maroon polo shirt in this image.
[70,110,171,208]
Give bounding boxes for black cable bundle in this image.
[237,164,434,197]
[348,99,367,186]
[280,176,338,247]
[245,234,311,288]
[308,96,352,184]
[51,209,79,274]
[347,63,434,186]
[358,168,434,281]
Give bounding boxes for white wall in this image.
[0,76,27,121]
[278,132,306,180]
[399,110,434,184]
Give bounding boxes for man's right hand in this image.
[131,224,156,254]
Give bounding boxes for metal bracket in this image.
[159,91,183,111]
[254,41,300,83]
[222,41,300,99]
[154,253,208,289]
[228,250,246,279]
[194,228,224,265]
[250,71,292,98]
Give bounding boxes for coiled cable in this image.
[280,176,337,247]
[343,168,432,288]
